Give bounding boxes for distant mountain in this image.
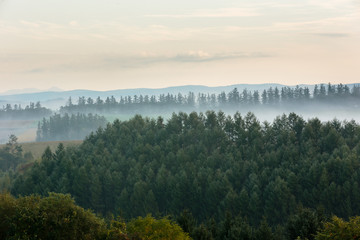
[0,83,358,110]
[0,87,63,96]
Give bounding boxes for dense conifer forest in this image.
[36,113,107,142]
[3,111,360,239]
[2,83,360,239]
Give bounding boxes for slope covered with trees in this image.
[10,111,360,230]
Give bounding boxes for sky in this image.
[0,0,359,92]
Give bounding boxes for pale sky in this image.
[0,0,359,91]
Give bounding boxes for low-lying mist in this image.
[2,104,360,144]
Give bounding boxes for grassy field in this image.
[0,140,83,160]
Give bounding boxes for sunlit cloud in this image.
[102,51,271,68]
[146,8,261,18]
[69,21,78,26]
[12,50,272,76]
[308,0,354,9]
[271,14,360,32]
[172,51,270,62]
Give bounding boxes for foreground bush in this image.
[128,215,191,240]
[0,193,107,240]
[0,193,191,240]
[315,216,360,240]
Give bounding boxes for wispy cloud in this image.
[23,68,45,74]
[146,8,261,18]
[271,14,360,32]
[313,33,350,38]
[308,0,354,9]
[15,51,271,74]
[109,51,271,65]
[172,51,270,62]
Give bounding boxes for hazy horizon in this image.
[2,82,360,96]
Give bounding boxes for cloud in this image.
[271,14,359,32]
[98,51,272,70]
[172,51,270,62]
[146,8,260,18]
[20,20,41,28]
[313,33,350,38]
[69,21,78,26]
[23,68,45,74]
[15,51,271,75]
[308,0,354,9]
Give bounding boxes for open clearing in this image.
[0,119,38,144]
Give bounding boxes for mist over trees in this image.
[0,135,27,172]
[36,113,107,142]
[1,83,359,144]
[59,83,360,115]
[0,101,52,119]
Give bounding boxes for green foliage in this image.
[0,193,195,240]
[315,216,360,240]
[285,208,324,240]
[127,214,191,240]
[106,218,129,240]
[9,111,360,230]
[177,210,197,235]
[0,192,107,240]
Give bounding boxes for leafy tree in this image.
[0,193,107,240]
[127,215,191,240]
[315,216,360,240]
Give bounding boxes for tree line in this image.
[0,101,52,119]
[36,113,107,142]
[60,83,360,114]
[8,111,360,233]
[1,192,357,240]
[1,83,359,118]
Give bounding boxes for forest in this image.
[59,83,360,115]
[1,193,357,240]
[2,111,360,239]
[1,83,359,143]
[36,113,107,142]
[0,101,51,119]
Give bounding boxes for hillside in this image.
[10,111,360,228]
